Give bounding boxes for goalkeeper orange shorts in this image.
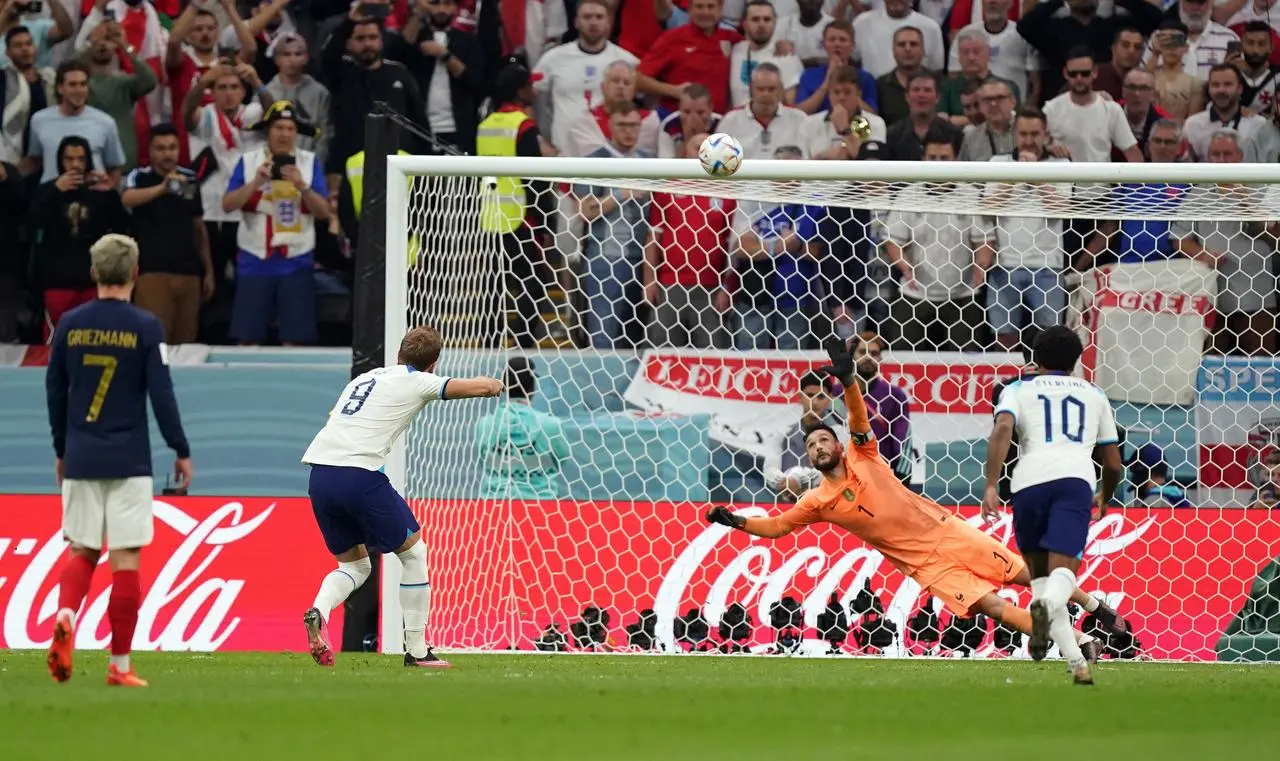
[910,519,1026,616]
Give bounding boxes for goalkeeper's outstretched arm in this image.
[817,337,873,444]
[706,506,798,539]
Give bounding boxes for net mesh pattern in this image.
[396,166,1280,661]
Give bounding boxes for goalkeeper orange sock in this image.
[999,605,1033,636]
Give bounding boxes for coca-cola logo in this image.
[1,501,274,651]
[651,509,1158,652]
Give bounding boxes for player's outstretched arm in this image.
[706,507,796,539]
[816,337,872,442]
[443,376,504,400]
[982,412,1016,523]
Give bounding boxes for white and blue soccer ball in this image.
[699,132,743,178]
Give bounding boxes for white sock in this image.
[1043,567,1076,610]
[1030,576,1047,602]
[1083,595,1100,613]
[397,541,431,659]
[1050,603,1086,669]
[57,607,77,627]
[109,654,130,672]
[312,557,372,621]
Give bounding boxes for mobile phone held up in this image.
[358,2,390,19]
[271,154,297,180]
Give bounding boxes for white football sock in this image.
[109,654,130,672]
[1050,603,1086,669]
[397,541,431,659]
[312,557,372,621]
[1083,595,1100,613]
[1030,576,1047,602]
[1043,567,1076,610]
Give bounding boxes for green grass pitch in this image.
[2,651,1278,761]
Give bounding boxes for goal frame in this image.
[378,155,1280,655]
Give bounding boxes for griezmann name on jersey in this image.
[995,374,1119,494]
[46,299,190,479]
[302,365,451,471]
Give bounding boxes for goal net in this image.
[382,156,1280,662]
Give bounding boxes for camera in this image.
[16,1,44,14]
[271,153,296,180]
[357,2,390,19]
[103,7,115,20]
[217,44,236,66]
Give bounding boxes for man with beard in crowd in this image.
[1184,62,1280,160]
[1231,20,1280,110]
[1019,0,1163,99]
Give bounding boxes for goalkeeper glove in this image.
[816,336,855,387]
[705,506,747,530]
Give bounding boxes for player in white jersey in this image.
[300,326,502,668]
[982,326,1124,685]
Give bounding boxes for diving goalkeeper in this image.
[706,338,1128,658]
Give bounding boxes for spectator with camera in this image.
[1149,21,1207,123]
[79,18,157,173]
[27,134,129,339]
[226,0,301,84]
[122,123,212,344]
[221,101,329,345]
[22,59,125,186]
[1,24,55,165]
[0,0,73,69]
[167,1,256,162]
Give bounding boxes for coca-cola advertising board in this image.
[622,349,1024,463]
[0,497,340,651]
[422,500,1280,661]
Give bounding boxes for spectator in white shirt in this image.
[776,0,834,66]
[654,83,721,158]
[1184,63,1280,161]
[982,107,1072,350]
[730,0,803,107]
[1178,0,1240,77]
[802,65,888,158]
[1043,46,1143,162]
[533,0,638,154]
[852,0,946,77]
[567,60,660,157]
[948,0,1041,106]
[717,63,808,158]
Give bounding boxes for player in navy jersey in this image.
[982,326,1124,685]
[300,326,503,668]
[45,234,192,688]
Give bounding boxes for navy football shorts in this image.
[1010,477,1094,558]
[308,464,420,555]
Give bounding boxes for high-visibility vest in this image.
[475,110,529,234]
[345,150,420,265]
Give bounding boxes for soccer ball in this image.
[699,133,743,177]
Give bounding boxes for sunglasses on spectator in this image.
[1065,69,1093,78]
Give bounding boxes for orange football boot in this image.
[106,664,149,687]
[46,610,74,683]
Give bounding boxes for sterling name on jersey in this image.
[995,373,1118,494]
[302,365,450,471]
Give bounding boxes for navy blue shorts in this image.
[230,269,317,344]
[1011,478,1094,558]
[308,465,420,555]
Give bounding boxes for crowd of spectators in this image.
[2,0,1279,354]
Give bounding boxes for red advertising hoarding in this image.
[0,497,341,651]
[421,501,1280,661]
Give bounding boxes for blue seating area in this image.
[0,348,1200,502]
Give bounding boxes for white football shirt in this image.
[302,365,451,471]
[532,41,639,153]
[996,374,1119,494]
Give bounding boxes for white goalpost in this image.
[379,155,1280,661]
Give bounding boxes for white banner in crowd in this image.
[1076,261,1216,406]
[1195,355,1280,504]
[623,349,1024,463]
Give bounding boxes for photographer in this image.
[221,100,328,346]
[79,17,158,173]
[121,123,212,344]
[26,134,130,339]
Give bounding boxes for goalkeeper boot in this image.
[303,607,335,667]
[1091,600,1129,637]
[404,648,451,669]
[47,610,74,683]
[1028,600,1051,662]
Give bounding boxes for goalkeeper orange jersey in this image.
[777,435,955,576]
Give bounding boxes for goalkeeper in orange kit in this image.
[706,338,1128,661]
